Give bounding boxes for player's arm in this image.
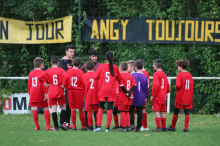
[152,74,160,98]
[38,71,49,87]
[145,79,149,98]
[167,78,170,93]
[175,74,182,91]
[27,73,32,94]
[61,70,67,88]
[60,59,68,71]
[80,64,86,73]
[94,65,101,80]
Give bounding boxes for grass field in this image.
[0,113,220,146]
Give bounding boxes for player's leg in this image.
[78,109,87,130]
[129,105,135,130]
[141,107,148,131]
[59,104,68,131]
[31,106,40,130]
[87,108,93,131]
[64,90,71,129]
[112,106,120,129]
[167,108,179,131]
[135,106,143,132]
[160,111,167,131]
[106,101,114,132]
[94,101,105,132]
[183,108,190,132]
[71,109,77,130]
[118,105,126,132]
[152,111,162,132]
[51,105,59,131]
[75,90,86,130]
[93,111,97,128]
[43,106,54,130]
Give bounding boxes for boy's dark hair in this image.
[176,59,190,69]
[153,59,162,68]
[50,56,59,64]
[89,49,98,56]
[138,59,144,65]
[72,57,81,66]
[105,51,114,76]
[135,60,144,70]
[86,61,94,70]
[66,45,75,51]
[127,60,136,67]
[34,57,44,68]
[120,61,128,71]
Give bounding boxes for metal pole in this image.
[167,79,171,113]
[78,0,81,57]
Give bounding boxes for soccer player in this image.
[38,56,68,131]
[118,62,136,132]
[63,57,86,130]
[112,83,120,130]
[127,60,136,74]
[150,59,170,132]
[167,59,194,132]
[129,60,148,132]
[60,45,75,129]
[139,59,150,131]
[93,51,126,132]
[28,57,54,131]
[82,61,99,131]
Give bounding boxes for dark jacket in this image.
[80,60,101,73]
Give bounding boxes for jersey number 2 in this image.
[90,79,94,89]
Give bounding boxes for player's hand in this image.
[130,95,134,99]
[60,85,65,89]
[150,96,154,101]
[44,94,48,101]
[44,83,50,88]
[126,93,129,96]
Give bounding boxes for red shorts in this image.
[118,105,130,111]
[114,99,118,107]
[68,90,84,109]
[152,103,167,112]
[99,97,114,102]
[85,104,99,111]
[175,103,193,109]
[48,96,66,106]
[30,100,48,108]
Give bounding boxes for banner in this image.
[83,17,220,45]
[3,93,61,114]
[0,16,72,44]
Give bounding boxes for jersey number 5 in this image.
[105,72,110,82]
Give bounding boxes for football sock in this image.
[87,111,93,127]
[60,109,66,124]
[142,113,147,128]
[106,110,113,128]
[85,111,88,127]
[97,108,104,126]
[71,110,76,129]
[79,110,86,129]
[120,112,126,128]
[44,110,50,127]
[155,117,161,128]
[114,115,119,127]
[52,112,58,128]
[94,111,98,126]
[184,115,190,130]
[136,106,143,129]
[126,112,130,127]
[66,104,71,124]
[161,117,166,129]
[171,114,178,129]
[32,110,39,127]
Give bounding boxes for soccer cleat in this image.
[105,128,110,132]
[67,124,72,129]
[127,126,132,132]
[183,129,189,132]
[81,128,87,131]
[45,126,55,130]
[152,128,162,132]
[167,126,175,131]
[162,128,167,132]
[88,126,93,131]
[134,128,140,132]
[112,126,120,129]
[123,128,128,132]
[54,127,59,131]
[140,126,149,131]
[130,124,135,130]
[93,127,101,132]
[59,124,68,131]
[71,128,77,131]
[35,126,40,130]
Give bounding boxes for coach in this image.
[60,45,75,129]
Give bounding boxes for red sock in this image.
[32,110,39,127]
[142,113,147,128]
[126,112,130,127]
[94,111,98,126]
[161,118,166,129]
[71,110,76,129]
[120,112,126,128]
[107,110,113,128]
[114,115,119,127]
[44,110,50,127]
[87,111,93,127]
[184,115,190,130]
[97,108,104,126]
[79,110,86,129]
[155,117,161,128]
[171,114,178,129]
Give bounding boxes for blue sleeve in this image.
[60,59,68,71]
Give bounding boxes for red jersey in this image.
[175,71,194,105]
[82,71,99,105]
[64,68,84,90]
[118,72,136,105]
[95,63,123,98]
[38,67,66,99]
[152,70,170,104]
[28,69,47,102]
[142,70,150,89]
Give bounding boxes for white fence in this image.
[1,76,220,114]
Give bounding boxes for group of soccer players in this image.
[28,46,194,132]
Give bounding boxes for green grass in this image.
[0,113,220,146]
